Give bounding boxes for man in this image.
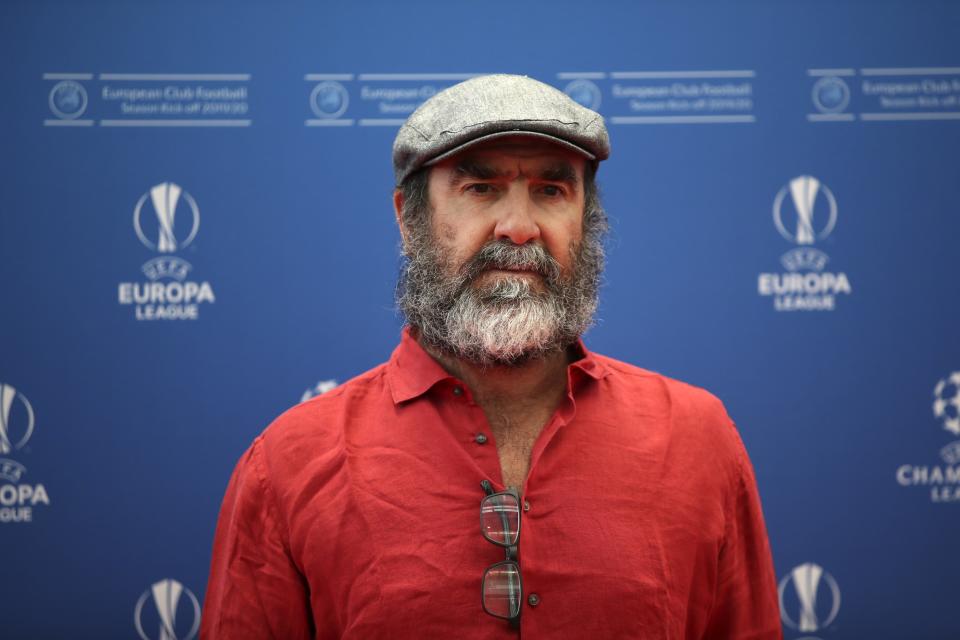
[202,74,782,639]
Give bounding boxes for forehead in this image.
[431,136,587,172]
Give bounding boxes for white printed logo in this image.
[48,80,89,120]
[563,79,602,111]
[120,183,215,321]
[0,384,35,454]
[310,81,350,119]
[758,176,851,311]
[134,579,201,640]
[933,371,960,436]
[134,183,200,253]
[0,383,50,524]
[778,562,841,633]
[894,371,960,503]
[773,176,838,245]
[811,76,851,114]
[301,379,339,403]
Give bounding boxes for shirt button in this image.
[527,593,540,607]
[475,433,488,444]
[523,500,531,512]
[453,386,463,396]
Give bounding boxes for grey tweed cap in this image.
[392,74,609,185]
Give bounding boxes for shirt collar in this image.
[387,328,455,404]
[387,327,611,405]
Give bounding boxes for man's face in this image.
[425,138,587,290]
[396,137,606,366]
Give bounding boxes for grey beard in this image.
[397,235,602,367]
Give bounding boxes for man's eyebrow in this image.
[539,162,579,186]
[447,158,580,187]
[449,159,503,185]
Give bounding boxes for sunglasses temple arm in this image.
[481,479,495,496]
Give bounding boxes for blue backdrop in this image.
[2,1,959,638]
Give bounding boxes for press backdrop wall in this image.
[2,1,959,638]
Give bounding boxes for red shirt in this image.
[202,329,782,639]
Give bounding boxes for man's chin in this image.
[455,322,564,367]
[458,343,553,368]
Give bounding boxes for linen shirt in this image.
[202,329,782,639]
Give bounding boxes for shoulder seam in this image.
[249,435,295,556]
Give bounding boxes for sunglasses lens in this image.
[482,561,522,619]
[480,493,520,546]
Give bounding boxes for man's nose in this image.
[492,185,541,245]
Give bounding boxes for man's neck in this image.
[415,331,576,490]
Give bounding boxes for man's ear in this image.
[393,189,409,248]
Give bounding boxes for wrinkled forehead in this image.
[432,135,587,179]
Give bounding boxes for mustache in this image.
[459,240,563,285]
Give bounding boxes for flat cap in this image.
[392,74,609,185]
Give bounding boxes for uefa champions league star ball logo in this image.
[310,81,349,119]
[48,80,89,120]
[933,372,960,436]
[133,183,201,254]
[811,76,851,114]
[0,384,35,455]
[134,579,201,640]
[563,79,602,111]
[893,370,960,502]
[778,562,841,635]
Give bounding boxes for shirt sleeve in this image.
[702,426,783,640]
[201,437,314,640]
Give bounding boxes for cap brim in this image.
[423,130,597,168]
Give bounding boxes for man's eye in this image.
[540,185,565,197]
[466,183,496,194]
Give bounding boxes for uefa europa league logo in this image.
[778,562,841,633]
[0,384,35,455]
[134,579,201,640]
[773,176,838,246]
[133,183,200,253]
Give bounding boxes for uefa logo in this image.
[142,256,192,282]
[778,562,841,634]
[133,183,201,253]
[310,81,349,119]
[0,384,35,455]
[563,79,602,111]
[773,176,838,245]
[811,76,850,114]
[0,458,26,483]
[134,579,201,640]
[48,80,88,120]
[933,371,960,437]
